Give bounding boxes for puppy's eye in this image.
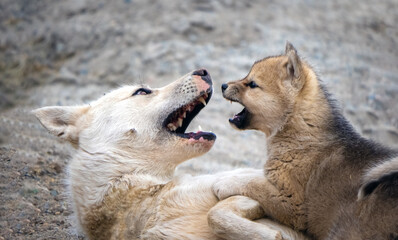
[248,81,258,88]
[133,88,152,96]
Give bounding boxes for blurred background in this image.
[0,0,397,239]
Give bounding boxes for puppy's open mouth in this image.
[163,89,216,141]
[225,97,250,129]
[229,107,249,129]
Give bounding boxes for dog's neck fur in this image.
[68,148,175,221]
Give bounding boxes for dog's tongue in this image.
[188,131,216,140]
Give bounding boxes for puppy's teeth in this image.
[178,118,183,127]
[167,123,174,131]
[204,92,208,98]
[182,111,186,118]
[199,97,206,106]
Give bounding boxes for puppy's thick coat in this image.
[215,43,398,239]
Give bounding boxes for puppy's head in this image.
[222,42,306,136]
[33,69,215,165]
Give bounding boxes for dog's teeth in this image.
[204,92,208,99]
[178,118,183,127]
[182,111,186,118]
[199,97,206,106]
[167,123,175,131]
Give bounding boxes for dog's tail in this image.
[358,157,398,200]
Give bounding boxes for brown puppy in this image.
[212,42,398,239]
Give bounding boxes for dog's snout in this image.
[221,83,228,92]
[193,68,212,86]
[193,69,208,77]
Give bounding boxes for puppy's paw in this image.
[212,176,243,200]
[212,169,264,200]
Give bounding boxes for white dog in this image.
[34,69,307,240]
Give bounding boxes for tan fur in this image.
[358,157,398,200]
[215,42,398,239]
[34,70,305,239]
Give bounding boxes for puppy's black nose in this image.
[221,83,228,92]
[193,69,208,77]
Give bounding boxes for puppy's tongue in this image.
[229,108,247,128]
[229,115,243,125]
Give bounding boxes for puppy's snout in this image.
[193,68,212,86]
[221,83,228,92]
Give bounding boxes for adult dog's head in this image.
[34,69,216,170]
[221,42,316,137]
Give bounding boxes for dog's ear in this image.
[285,41,303,89]
[32,105,90,144]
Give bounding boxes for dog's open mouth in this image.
[163,89,216,141]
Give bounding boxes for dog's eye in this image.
[247,81,258,88]
[133,88,152,96]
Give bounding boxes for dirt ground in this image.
[0,0,397,239]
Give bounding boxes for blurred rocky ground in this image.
[0,0,397,239]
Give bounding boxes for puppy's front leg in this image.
[212,168,264,200]
[208,196,283,240]
[213,173,301,230]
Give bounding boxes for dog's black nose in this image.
[193,69,212,86]
[221,83,228,92]
[193,69,208,77]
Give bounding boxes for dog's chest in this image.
[83,185,162,239]
[141,178,219,239]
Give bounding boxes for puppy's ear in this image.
[32,105,90,144]
[285,41,297,55]
[285,41,303,89]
